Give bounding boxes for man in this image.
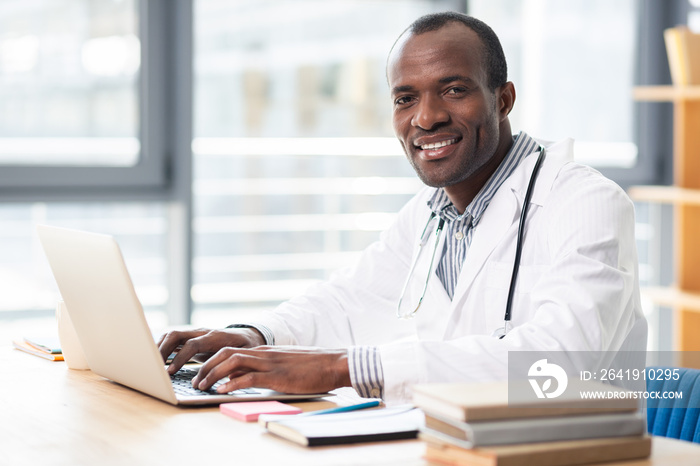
[159,12,646,403]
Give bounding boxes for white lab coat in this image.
[249,138,647,403]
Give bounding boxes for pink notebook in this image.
[219,401,303,422]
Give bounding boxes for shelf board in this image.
[641,286,700,311]
[628,186,700,205]
[633,85,700,101]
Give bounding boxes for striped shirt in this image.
[430,132,540,298]
[237,132,540,399]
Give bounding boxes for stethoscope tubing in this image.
[500,146,546,337]
[396,212,445,319]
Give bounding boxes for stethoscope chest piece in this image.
[491,321,512,339]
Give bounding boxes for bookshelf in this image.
[630,85,700,368]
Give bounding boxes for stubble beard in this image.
[407,136,499,189]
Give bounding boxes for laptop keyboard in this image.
[171,368,259,397]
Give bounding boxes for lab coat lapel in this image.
[449,138,574,305]
[450,183,519,305]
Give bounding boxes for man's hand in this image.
[191,346,352,394]
[157,327,265,375]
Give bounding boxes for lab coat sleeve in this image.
[244,188,433,348]
[378,164,646,402]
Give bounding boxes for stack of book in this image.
[412,380,651,466]
[12,336,63,361]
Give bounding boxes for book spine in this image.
[469,415,645,446]
[424,412,645,447]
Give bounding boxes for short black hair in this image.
[394,12,508,91]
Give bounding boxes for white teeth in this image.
[420,139,457,150]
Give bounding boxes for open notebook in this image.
[37,224,329,406]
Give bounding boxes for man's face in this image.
[388,23,506,189]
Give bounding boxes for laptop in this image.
[37,224,330,406]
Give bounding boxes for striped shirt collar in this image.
[427,131,540,226]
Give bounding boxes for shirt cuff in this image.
[226,324,275,346]
[348,346,384,399]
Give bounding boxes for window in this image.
[0,0,140,167]
[0,0,170,189]
[2,1,666,339]
[469,0,637,168]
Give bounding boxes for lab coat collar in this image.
[511,137,574,206]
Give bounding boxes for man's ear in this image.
[497,81,516,120]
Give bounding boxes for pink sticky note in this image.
[219,401,303,422]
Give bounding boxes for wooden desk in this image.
[3,346,700,466]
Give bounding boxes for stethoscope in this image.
[396,146,546,340]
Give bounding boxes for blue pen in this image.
[302,400,380,416]
[257,400,382,427]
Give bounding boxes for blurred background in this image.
[0,0,690,352]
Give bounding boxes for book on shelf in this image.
[412,379,638,423]
[422,410,645,448]
[264,405,423,447]
[421,431,652,466]
[664,26,700,86]
[12,339,64,361]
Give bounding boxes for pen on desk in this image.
[300,400,381,416]
[257,400,382,427]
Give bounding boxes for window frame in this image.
[0,0,172,196]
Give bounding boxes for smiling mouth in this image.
[419,138,459,150]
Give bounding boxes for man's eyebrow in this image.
[438,75,474,85]
[391,84,414,95]
[391,75,476,95]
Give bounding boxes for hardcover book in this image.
[412,379,638,423]
[265,406,423,447]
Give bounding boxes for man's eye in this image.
[395,96,413,105]
[446,87,466,95]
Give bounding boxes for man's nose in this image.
[411,95,449,130]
